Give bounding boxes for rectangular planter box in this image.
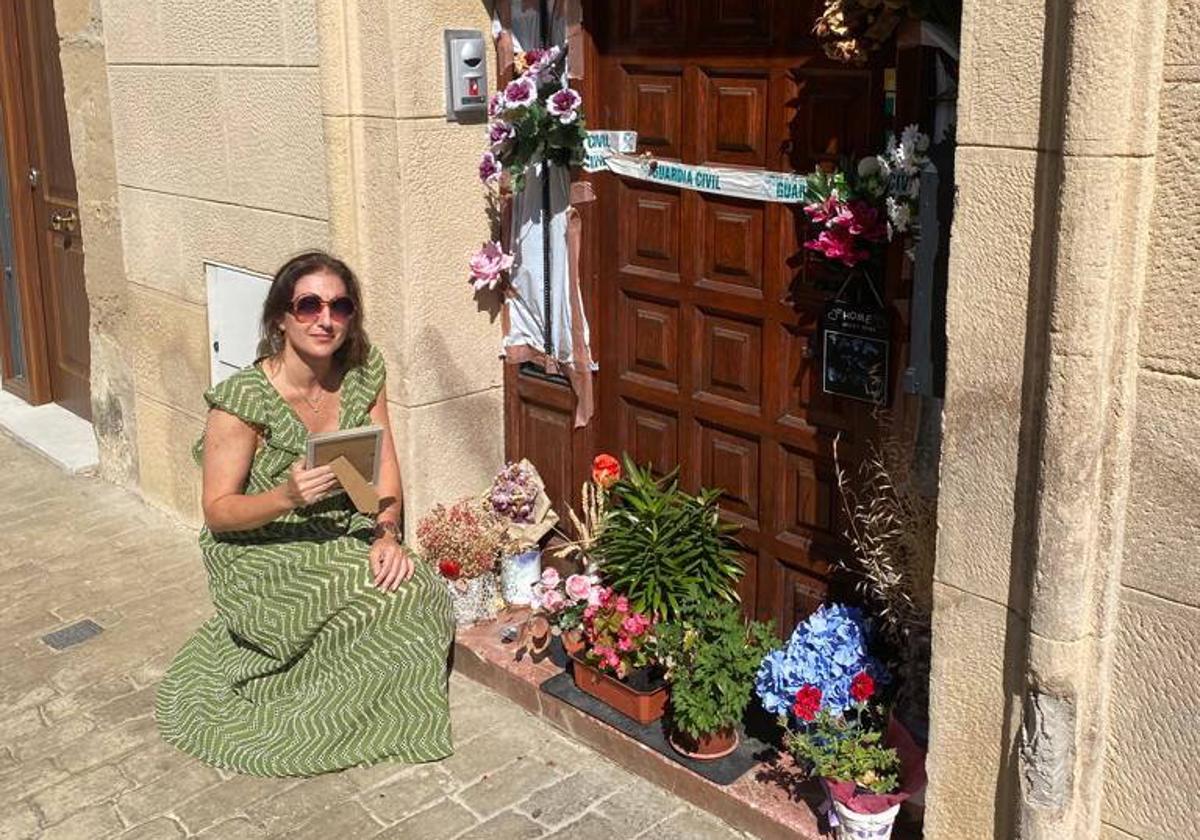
[570,655,668,725]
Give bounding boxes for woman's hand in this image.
[370,534,414,592]
[281,460,339,509]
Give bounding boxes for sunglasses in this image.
[289,294,356,324]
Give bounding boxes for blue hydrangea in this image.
[754,603,888,718]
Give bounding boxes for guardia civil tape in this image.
[583,131,809,204]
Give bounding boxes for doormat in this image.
[539,671,772,786]
[41,619,103,651]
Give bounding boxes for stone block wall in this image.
[90,0,331,524]
[1102,2,1200,836]
[316,0,504,541]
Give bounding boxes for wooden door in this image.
[589,1,887,633]
[0,0,90,419]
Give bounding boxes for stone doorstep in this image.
[452,608,824,840]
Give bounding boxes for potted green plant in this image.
[656,601,779,760]
[593,457,744,621]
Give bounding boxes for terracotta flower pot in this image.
[569,655,668,725]
[668,725,739,761]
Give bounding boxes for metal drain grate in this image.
[41,619,104,651]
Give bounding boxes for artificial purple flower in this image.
[546,88,582,125]
[528,45,562,83]
[488,120,516,149]
[479,151,501,185]
[487,91,505,119]
[502,76,537,109]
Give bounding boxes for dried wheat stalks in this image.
[832,431,936,648]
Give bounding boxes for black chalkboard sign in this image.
[821,299,890,404]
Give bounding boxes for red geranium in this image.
[592,454,621,490]
[850,671,875,704]
[792,684,823,722]
[437,559,462,580]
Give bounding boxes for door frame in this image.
[0,0,54,405]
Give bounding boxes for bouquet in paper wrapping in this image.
[484,459,559,549]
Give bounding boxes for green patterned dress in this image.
[156,345,454,776]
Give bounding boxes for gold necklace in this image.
[301,387,326,414]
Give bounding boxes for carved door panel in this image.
[590,1,884,633]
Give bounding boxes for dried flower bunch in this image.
[487,460,541,524]
[833,430,937,729]
[813,0,960,64]
[551,454,621,568]
[416,499,511,585]
[813,0,909,64]
[832,433,935,647]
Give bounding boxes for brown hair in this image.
[258,251,370,370]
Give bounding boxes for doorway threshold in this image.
[0,389,98,473]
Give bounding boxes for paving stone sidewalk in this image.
[0,432,753,840]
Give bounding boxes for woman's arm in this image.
[201,408,337,533]
[366,391,414,590]
[368,393,403,533]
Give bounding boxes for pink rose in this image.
[541,589,565,612]
[597,587,613,607]
[565,574,592,602]
[540,567,561,589]
[586,586,603,607]
[468,241,514,291]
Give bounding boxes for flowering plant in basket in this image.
[757,603,914,835]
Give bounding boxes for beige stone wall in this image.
[1102,2,1200,837]
[930,0,1197,837]
[924,1,1048,833]
[96,0,330,523]
[316,0,504,542]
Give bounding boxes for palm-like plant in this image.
[592,457,744,621]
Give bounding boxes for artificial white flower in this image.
[857,156,881,178]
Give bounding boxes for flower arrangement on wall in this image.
[480,47,588,194]
[468,47,588,296]
[802,124,931,272]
